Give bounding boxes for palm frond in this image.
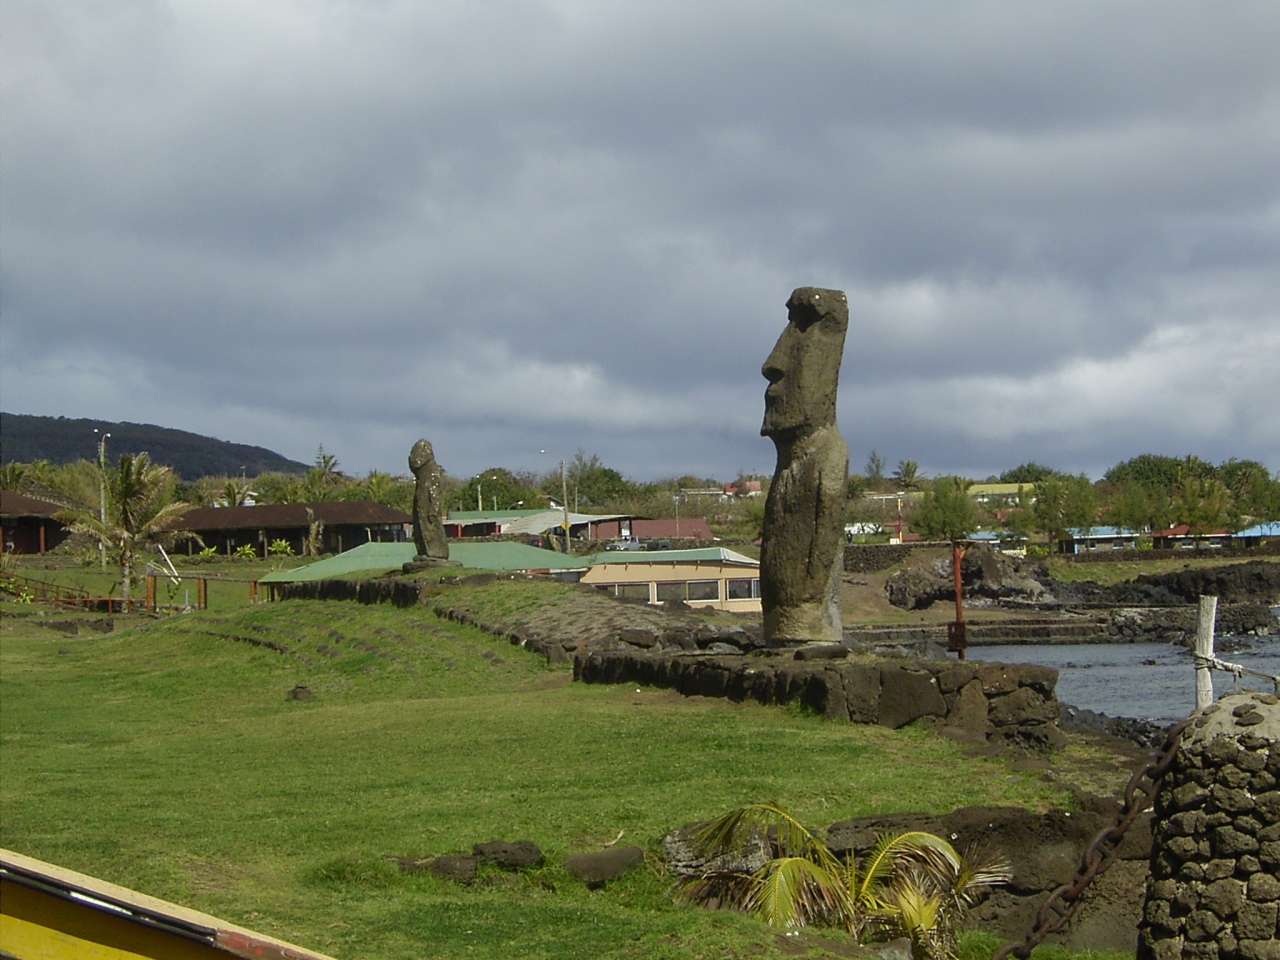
[854,831,960,908]
[677,803,1006,956]
[693,802,834,868]
[54,511,115,547]
[745,857,852,930]
[955,843,1012,894]
[136,501,196,540]
[889,881,941,936]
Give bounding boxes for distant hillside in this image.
[0,413,309,480]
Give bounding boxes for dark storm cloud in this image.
[3,1,1278,480]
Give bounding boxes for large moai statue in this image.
[1137,692,1279,960]
[408,438,450,561]
[759,287,849,646]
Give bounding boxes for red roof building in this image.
[1152,524,1232,550]
[589,516,714,541]
[170,502,411,557]
[0,491,70,554]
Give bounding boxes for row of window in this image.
[593,578,761,603]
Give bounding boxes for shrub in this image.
[675,802,1009,960]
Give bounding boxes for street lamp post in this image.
[93,429,111,570]
[540,450,571,552]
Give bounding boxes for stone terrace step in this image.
[846,617,1111,646]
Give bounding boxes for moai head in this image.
[408,439,437,474]
[761,287,849,440]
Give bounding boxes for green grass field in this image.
[1043,553,1263,586]
[2,595,1096,959]
[7,555,310,612]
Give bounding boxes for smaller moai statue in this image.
[759,287,849,645]
[408,439,450,561]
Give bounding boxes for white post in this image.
[560,461,569,551]
[1195,595,1218,711]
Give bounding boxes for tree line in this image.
[870,453,1280,545]
[5,448,1276,547]
[0,448,734,524]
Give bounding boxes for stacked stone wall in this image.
[1139,693,1280,959]
[844,543,918,572]
[574,648,1064,752]
[1061,542,1280,564]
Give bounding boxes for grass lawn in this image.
[3,595,1088,959]
[1044,553,1264,585]
[7,555,309,612]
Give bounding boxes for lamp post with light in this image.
[93,429,111,570]
[475,474,499,512]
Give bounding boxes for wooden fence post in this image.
[1195,595,1218,711]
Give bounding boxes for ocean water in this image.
[968,638,1280,723]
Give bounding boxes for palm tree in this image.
[892,459,922,491]
[56,453,199,611]
[221,476,254,507]
[675,802,1008,959]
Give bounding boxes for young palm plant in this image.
[674,802,1009,960]
[56,453,199,611]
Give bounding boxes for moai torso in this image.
[759,287,849,645]
[408,439,449,560]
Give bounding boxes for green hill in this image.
[0,412,308,479]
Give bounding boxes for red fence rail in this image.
[0,573,91,604]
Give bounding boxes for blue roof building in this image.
[1058,526,1141,554]
[1234,521,1280,546]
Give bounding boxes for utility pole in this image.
[560,463,569,550]
[94,429,110,571]
[541,450,570,552]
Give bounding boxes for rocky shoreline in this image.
[882,554,1279,645]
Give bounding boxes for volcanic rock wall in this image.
[574,648,1065,752]
[1138,693,1280,960]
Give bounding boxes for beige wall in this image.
[580,561,761,612]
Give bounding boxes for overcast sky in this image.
[4,1,1278,482]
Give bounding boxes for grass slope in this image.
[3,598,1072,959]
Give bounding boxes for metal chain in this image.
[991,716,1193,960]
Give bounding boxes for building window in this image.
[655,581,685,602]
[727,578,760,600]
[594,583,652,601]
[654,580,723,602]
[687,580,719,602]
[617,583,651,601]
